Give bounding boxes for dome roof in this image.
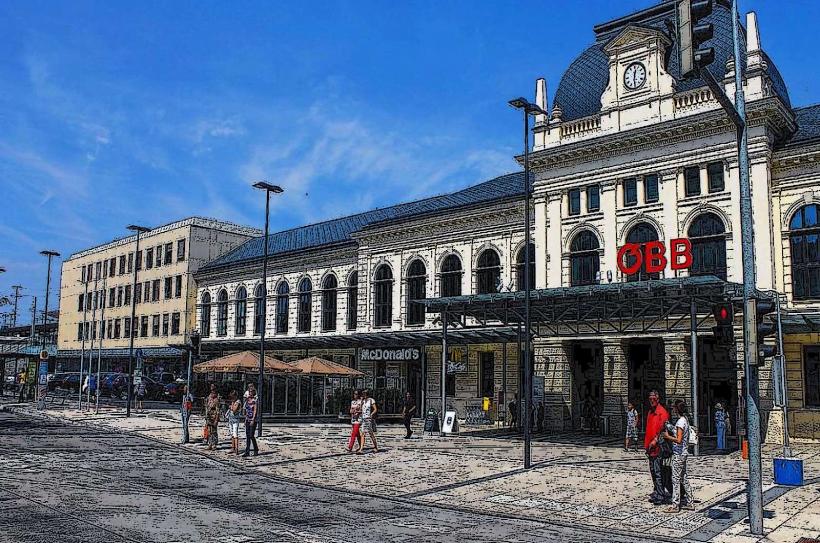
[552,2,790,122]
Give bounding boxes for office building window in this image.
[77,323,83,341]
[373,265,393,328]
[177,239,186,261]
[164,277,172,299]
[155,245,163,267]
[118,255,126,275]
[124,285,131,306]
[152,280,160,301]
[109,258,116,277]
[143,281,150,302]
[623,178,638,206]
[100,320,106,339]
[127,252,133,273]
[162,313,169,336]
[684,166,701,197]
[476,249,501,294]
[297,278,312,333]
[790,204,820,300]
[587,184,600,212]
[175,275,183,298]
[440,255,463,297]
[346,273,358,331]
[140,316,149,337]
[406,260,426,326]
[109,288,115,307]
[321,275,338,331]
[200,293,211,337]
[644,174,659,203]
[134,283,142,304]
[78,294,84,312]
[276,281,289,334]
[152,315,160,336]
[81,266,86,283]
[146,248,154,269]
[253,284,265,335]
[216,290,228,336]
[164,243,172,264]
[707,162,724,193]
[117,287,123,307]
[135,250,142,271]
[235,286,247,336]
[568,188,581,216]
[688,212,727,280]
[114,318,121,339]
[171,312,180,335]
[124,317,131,338]
[516,243,536,291]
[570,230,600,286]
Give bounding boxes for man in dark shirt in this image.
[402,392,416,439]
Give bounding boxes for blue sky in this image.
[0,0,818,323]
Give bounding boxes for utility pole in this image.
[11,285,22,328]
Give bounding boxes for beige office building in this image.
[57,217,259,374]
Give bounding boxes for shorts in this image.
[229,422,240,438]
[361,418,375,433]
[626,425,638,440]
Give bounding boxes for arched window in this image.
[688,212,727,280]
[200,292,211,338]
[373,264,393,327]
[297,277,312,333]
[476,249,501,294]
[275,281,289,334]
[216,289,228,336]
[790,203,820,299]
[253,284,265,335]
[406,259,426,325]
[234,286,247,336]
[440,255,462,297]
[346,272,358,330]
[570,231,600,286]
[516,243,535,291]
[625,222,660,282]
[321,275,338,331]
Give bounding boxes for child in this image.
[625,401,639,451]
[225,391,242,455]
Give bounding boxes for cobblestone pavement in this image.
[2,402,818,542]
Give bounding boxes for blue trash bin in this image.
[773,457,803,486]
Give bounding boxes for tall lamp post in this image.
[39,251,60,350]
[508,97,547,469]
[125,225,150,418]
[186,329,200,392]
[252,181,283,437]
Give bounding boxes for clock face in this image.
[624,62,647,90]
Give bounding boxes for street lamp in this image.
[125,224,150,418]
[508,97,547,470]
[252,181,283,437]
[39,251,60,349]
[186,329,200,393]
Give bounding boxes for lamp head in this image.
[252,181,283,193]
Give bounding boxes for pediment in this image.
[603,25,672,54]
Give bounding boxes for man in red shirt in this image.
[645,389,670,503]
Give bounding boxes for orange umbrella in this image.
[193,351,302,374]
[287,356,364,377]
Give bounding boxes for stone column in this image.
[750,155,775,290]
[659,168,679,250]
[600,180,618,280]
[534,340,571,432]
[545,191,563,288]
[664,337,691,406]
[602,339,629,436]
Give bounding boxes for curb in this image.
[1,405,720,543]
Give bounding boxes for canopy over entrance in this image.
[193,350,301,374]
[419,276,772,337]
[287,356,365,377]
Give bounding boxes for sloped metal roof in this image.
[200,171,524,271]
[787,104,820,146]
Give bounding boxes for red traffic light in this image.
[713,302,734,325]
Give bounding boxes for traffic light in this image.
[678,0,715,78]
[712,302,734,344]
[755,297,778,361]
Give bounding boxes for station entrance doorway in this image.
[627,340,665,427]
[570,341,603,430]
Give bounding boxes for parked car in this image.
[149,372,176,386]
[100,373,128,399]
[163,380,188,404]
[137,376,166,401]
[48,373,81,392]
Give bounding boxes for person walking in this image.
[242,383,259,457]
[645,389,670,505]
[225,390,242,455]
[663,400,695,512]
[714,402,729,452]
[508,394,518,431]
[204,384,221,451]
[537,401,545,434]
[135,379,147,413]
[402,392,416,439]
[625,401,640,452]
[347,390,363,453]
[180,384,194,444]
[359,389,378,453]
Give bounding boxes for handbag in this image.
[688,426,698,446]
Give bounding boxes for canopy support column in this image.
[690,298,699,457]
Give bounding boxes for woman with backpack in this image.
[662,400,695,512]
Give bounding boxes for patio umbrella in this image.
[287,356,365,377]
[193,351,302,374]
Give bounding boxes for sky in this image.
[0,0,818,325]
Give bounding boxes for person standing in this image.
[225,390,242,455]
[359,389,378,453]
[180,384,194,444]
[714,402,729,452]
[402,392,416,439]
[645,389,670,504]
[663,400,695,512]
[347,390,363,453]
[508,394,518,431]
[242,383,259,457]
[537,401,545,434]
[625,401,639,452]
[204,384,221,451]
[135,379,146,412]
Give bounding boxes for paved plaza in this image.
[1,402,817,542]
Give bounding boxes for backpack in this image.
[688,425,698,446]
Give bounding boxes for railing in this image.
[560,115,601,139]
[674,88,714,111]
